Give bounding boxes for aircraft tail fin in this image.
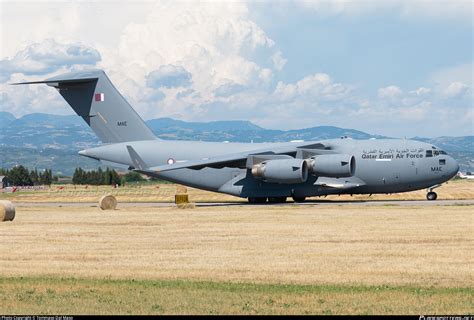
[12,70,157,143]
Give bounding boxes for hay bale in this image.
[175,194,189,204]
[99,194,117,210]
[176,185,187,194]
[0,200,15,222]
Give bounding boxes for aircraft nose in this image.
[449,156,460,178]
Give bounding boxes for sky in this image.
[0,0,472,138]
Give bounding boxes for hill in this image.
[1,113,472,175]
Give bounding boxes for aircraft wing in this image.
[144,154,248,173]
[135,151,292,173]
[126,142,334,173]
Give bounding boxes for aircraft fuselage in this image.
[80,138,459,198]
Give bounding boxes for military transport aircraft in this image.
[14,70,459,203]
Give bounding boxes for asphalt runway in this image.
[13,199,474,207]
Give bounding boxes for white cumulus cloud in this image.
[411,87,431,96]
[0,39,100,81]
[378,85,402,99]
[271,51,287,71]
[146,65,192,89]
[273,73,351,102]
[95,1,281,119]
[443,81,470,98]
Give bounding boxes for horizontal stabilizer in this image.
[11,78,97,86]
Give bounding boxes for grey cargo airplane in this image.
[14,70,459,203]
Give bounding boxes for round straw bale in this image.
[0,200,15,222]
[99,194,117,210]
[176,185,187,194]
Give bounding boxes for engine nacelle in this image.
[252,159,308,184]
[307,154,355,177]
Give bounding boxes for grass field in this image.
[1,178,473,203]
[1,195,473,314]
[1,277,471,315]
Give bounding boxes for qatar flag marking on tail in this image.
[95,93,105,102]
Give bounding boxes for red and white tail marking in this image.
[95,93,105,102]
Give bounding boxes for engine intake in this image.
[252,159,308,184]
[307,154,355,177]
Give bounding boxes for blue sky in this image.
[0,0,472,138]
[253,4,472,91]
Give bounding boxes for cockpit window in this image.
[426,149,447,157]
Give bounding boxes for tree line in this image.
[1,166,152,187]
[0,166,53,186]
[72,167,122,186]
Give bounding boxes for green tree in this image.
[72,167,122,186]
[73,168,83,184]
[109,169,121,186]
[103,168,112,185]
[122,171,146,183]
[29,169,39,185]
[39,169,53,185]
[7,165,33,186]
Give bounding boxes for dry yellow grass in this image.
[0,203,472,288]
[0,179,473,203]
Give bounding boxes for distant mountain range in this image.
[1,112,472,175]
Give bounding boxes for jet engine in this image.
[252,159,308,184]
[307,154,355,177]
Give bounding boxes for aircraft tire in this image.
[292,196,306,203]
[426,192,437,201]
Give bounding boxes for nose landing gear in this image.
[426,191,437,201]
[426,184,441,201]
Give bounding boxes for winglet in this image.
[126,145,148,170]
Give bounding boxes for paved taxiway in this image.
[13,199,474,207]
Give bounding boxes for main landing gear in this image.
[426,184,441,201]
[248,196,306,204]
